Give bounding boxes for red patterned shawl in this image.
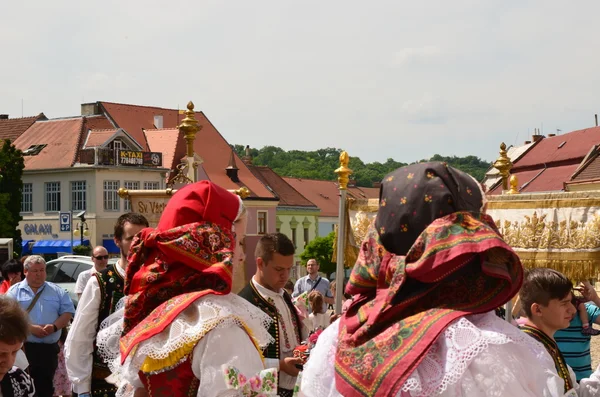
[335,212,523,397]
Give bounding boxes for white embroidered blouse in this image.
[298,311,600,397]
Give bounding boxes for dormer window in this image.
[22,144,47,156]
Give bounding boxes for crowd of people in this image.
[2,163,600,396]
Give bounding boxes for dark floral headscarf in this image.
[335,162,522,397]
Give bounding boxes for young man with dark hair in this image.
[520,268,600,395]
[65,213,149,397]
[239,233,307,397]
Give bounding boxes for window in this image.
[124,181,139,211]
[22,144,47,156]
[144,181,160,190]
[21,183,32,212]
[45,182,61,212]
[71,181,86,211]
[103,180,120,211]
[54,262,82,283]
[304,227,309,248]
[258,211,267,235]
[292,228,297,248]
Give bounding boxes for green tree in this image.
[300,232,336,276]
[0,140,25,256]
[235,144,491,185]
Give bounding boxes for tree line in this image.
[234,145,491,187]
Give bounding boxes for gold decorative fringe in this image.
[520,259,599,281]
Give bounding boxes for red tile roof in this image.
[489,164,579,194]
[100,102,275,199]
[570,150,600,183]
[0,114,46,142]
[144,128,184,172]
[513,127,600,168]
[283,177,379,217]
[13,118,84,170]
[84,129,117,148]
[248,166,318,208]
[100,102,184,151]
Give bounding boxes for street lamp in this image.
[73,212,90,246]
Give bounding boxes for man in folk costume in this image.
[520,268,600,395]
[298,162,600,397]
[239,233,308,397]
[66,212,149,397]
[96,181,277,397]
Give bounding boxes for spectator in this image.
[0,259,24,294]
[74,246,109,299]
[293,259,333,313]
[555,281,600,381]
[7,255,75,397]
[0,295,36,396]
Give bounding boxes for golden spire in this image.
[178,101,201,158]
[507,174,520,194]
[493,142,513,192]
[335,151,353,190]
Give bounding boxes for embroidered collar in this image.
[521,324,573,393]
[251,277,284,300]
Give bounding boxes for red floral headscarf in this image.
[335,163,522,397]
[120,181,243,359]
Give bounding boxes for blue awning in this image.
[102,239,120,254]
[21,240,35,255]
[32,239,89,254]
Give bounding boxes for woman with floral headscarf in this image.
[96,181,278,397]
[297,163,600,397]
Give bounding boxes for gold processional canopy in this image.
[332,143,600,281]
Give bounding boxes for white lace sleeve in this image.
[97,294,273,397]
[192,326,266,397]
[299,311,583,397]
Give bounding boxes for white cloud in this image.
[2,0,600,164]
[392,46,443,66]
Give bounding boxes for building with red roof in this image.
[488,127,600,194]
[283,176,380,236]
[0,113,47,142]
[9,114,168,256]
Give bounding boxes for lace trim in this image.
[96,294,273,393]
[399,311,545,396]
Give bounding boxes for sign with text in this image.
[132,197,171,226]
[24,223,54,235]
[119,150,162,167]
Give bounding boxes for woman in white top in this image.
[298,162,600,397]
[96,181,277,397]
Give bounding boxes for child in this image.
[573,292,600,336]
[53,328,72,397]
[307,291,329,331]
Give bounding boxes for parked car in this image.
[45,255,93,307]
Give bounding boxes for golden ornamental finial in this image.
[493,142,513,192]
[178,101,201,158]
[334,150,353,190]
[234,187,251,199]
[118,187,129,199]
[507,174,520,194]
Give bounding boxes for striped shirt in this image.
[555,302,600,381]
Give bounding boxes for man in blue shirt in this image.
[7,255,75,397]
[555,284,600,382]
[292,259,334,313]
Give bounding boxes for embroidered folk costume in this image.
[96,181,274,397]
[66,263,125,397]
[239,277,305,395]
[298,162,600,397]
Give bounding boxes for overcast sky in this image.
[2,1,600,164]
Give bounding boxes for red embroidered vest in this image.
[139,355,199,397]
